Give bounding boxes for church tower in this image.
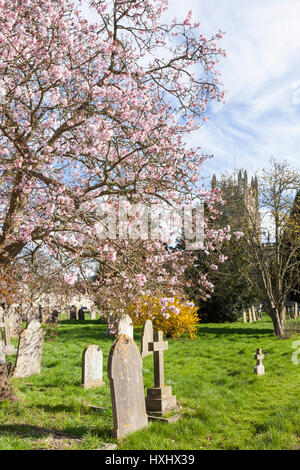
[211,170,260,232]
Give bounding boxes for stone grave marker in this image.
[82,345,105,389]
[13,320,45,378]
[252,305,257,322]
[248,308,253,323]
[90,309,97,320]
[3,319,17,355]
[242,311,247,323]
[117,314,134,339]
[70,305,77,320]
[0,338,5,366]
[141,319,154,358]
[108,334,148,439]
[254,348,265,376]
[145,329,177,416]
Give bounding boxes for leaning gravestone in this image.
[141,319,154,358]
[82,345,105,389]
[117,314,134,339]
[13,320,45,378]
[108,334,148,439]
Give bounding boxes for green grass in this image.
[1,316,300,450]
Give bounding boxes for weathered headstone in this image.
[242,311,247,323]
[82,345,105,389]
[78,307,85,321]
[70,305,77,321]
[90,310,97,320]
[13,320,45,378]
[248,308,253,323]
[282,306,286,321]
[118,314,134,340]
[252,305,257,322]
[145,329,177,416]
[0,338,11,400]
[108,334,148,439]
[0,339,5,366]
[254,348,265,376]
[3,319,17,355]
[7,305,22,337]
[141,319,154,358]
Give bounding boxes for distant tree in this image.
[183,172,259,323]
[238,159,300,338]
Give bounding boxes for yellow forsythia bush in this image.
[127,295,199,339]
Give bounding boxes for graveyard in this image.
[0,315,300,451]
[0,0,299,454]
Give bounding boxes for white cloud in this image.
[162,0,300,181]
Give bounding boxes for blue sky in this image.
[83,0,300,185]
[160,0,300,184]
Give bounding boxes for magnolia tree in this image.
[0,0,229,330]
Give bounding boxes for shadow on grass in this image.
[0,423,112,440]
[198,326,273,336]
[57,321,143,342]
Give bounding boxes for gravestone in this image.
[3,319,17,355]
[252,305,257,322]
[0,339,5,366]
[70,305,77,321]
[7,305,22,336]
[282,306,286,321]
[254,348,265,376]
[13,320,45,378]
[108,334,148,439]
[248,308,252,323]
[145,329,177,416]
[242,311,247,323]
[141,319,154,358]
[118,314,134,339]
[78,307,85,321]
[0,338,11,400]
[90,309,97,320]
[82,345,105,389]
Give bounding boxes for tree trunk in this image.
[270,307,285,339]
[0,364,12,401]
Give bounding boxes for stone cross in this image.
[254,348,265,376]
[141,319,153,358]
[13,320,45,378]
[108,334,148,439]
[149,330,168,387]
[145,329,177,416]
[118,314,134,340]
[82,345,105,389]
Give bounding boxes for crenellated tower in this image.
[211,170,260,232]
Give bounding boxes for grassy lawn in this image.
[0,316,300,450]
